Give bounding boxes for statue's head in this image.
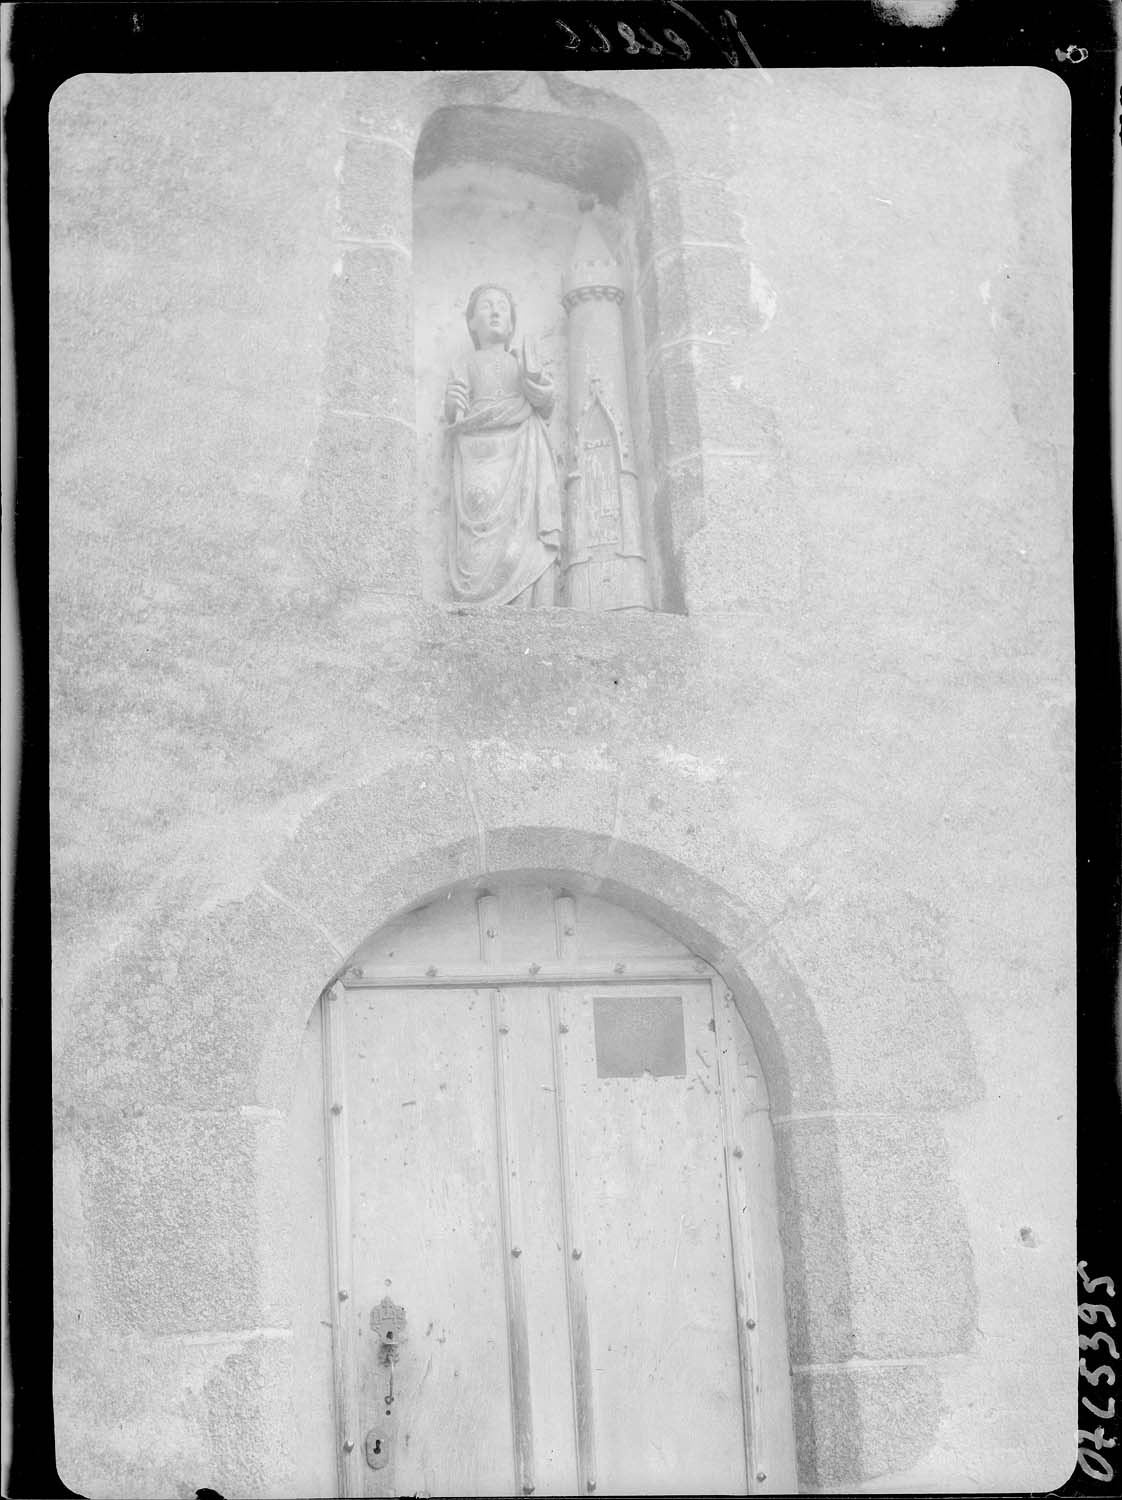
[466,284,516,349]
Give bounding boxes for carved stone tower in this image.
[560,207,653,612]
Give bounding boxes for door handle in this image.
[366,1297,407,1473]
[371,1294,408,1369]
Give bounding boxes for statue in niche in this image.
[444,285,562,607]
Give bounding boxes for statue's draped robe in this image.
[447,348,561,605]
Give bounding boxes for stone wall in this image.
[50,69,1074,1496]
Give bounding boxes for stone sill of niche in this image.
[432,601,685,621]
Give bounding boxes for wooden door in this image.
[319,888,796,1497]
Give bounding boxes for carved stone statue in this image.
[444,285,562,607]
[561,209,652,611]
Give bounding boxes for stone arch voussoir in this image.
[260,819,836,1120]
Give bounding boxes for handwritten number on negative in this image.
[557,9,735,64]
[1081,1303,1118,1329]
[1077,1270,1118,1482]
[1079,1263,1116,1299]
[1082,1332,1121,1360]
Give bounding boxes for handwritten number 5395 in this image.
[1078,1265,1118,1482]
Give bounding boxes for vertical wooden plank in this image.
[478,891,501,969]
[480,894,537,1497]
[322,982,362,1499]
[570,980,745,1495]
[347,986,513,1497]
[553,893,578,964]
[552,894,599,1495]
[549,987,599,1496]
[710,979,766,1495]
[491,986,537,1496]
[507,985,577,1495]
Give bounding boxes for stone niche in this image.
[413,105,684,613]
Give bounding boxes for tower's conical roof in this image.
[564,210,624,297]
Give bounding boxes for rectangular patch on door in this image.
[593,995,687,1078]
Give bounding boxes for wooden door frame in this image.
[321,940,798,1495]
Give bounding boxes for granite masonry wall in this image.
[50,69,1075,1496]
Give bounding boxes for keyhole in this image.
[372,1439,382,1455]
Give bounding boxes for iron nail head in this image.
[338,1289,349,1301]
[756,1473,767,1483]
[511,1246,522,1257]
[486,927,497,938]
[331,1103,343,1115]
[426,966,438,977]
[746,1317,756,1329]
[572,1247,583,1259]
[733,1145,744,1158]
[559,1022,569,1034]
[343,1440,354,1454]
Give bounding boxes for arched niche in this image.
[413,104,687,614]
[288,875,798,1497]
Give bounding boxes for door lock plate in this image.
[365,1427,391,1471]
[371,1294,408,1360]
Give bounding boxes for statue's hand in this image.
[445,375,469,421]
[521,369,554,409]
[521,335,542,381]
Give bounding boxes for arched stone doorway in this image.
[288,876,798,1497]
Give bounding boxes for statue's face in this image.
[469,288,513,348]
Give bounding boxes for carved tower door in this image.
[309,886,796,1497]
